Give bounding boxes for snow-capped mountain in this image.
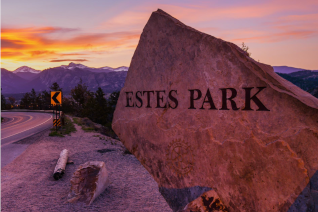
[1,63,129,94]
[13,66,41,74]
[99,66,128,72]
[60,62,88,70]
[12,66,41,80]
[113,66,129,72]
[59,62,129,73]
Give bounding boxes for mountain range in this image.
[272,66,318,74]
[1,63,128,94]
[277,71,318,97]
[1,63,317,98]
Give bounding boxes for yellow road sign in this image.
[51,91,62,105]
[53,119,61,127]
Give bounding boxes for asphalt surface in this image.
[1,112,53,167]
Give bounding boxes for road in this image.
[1,112,53,167]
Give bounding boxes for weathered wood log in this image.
[68,161,109,205]
[53,149,69,180]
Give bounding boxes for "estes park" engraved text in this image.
[125,87,270,111]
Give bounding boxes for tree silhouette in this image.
[8,97,16,106]
[1,89,6,109]
[50,82,62,92]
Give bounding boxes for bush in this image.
[49,116,76,137]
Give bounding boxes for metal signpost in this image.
[51,91,62,131]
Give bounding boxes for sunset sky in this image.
[1,0,318,71]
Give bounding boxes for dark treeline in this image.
[3,81,119,128]
[63,79,119,127]
[17,82,61,110]
[1,89,7,109]
[1,87,53,110]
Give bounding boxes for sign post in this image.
[51,91,62,131]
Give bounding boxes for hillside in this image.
[22,67,127,94]
[1,68,26,93]
[277,71,318,98]
[1,63,128,94]
[2,64,317,99]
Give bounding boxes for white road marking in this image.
[1,114,52,147]
[1,116,18,126]
[1,115,33,130]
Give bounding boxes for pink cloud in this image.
[50,59,88,62]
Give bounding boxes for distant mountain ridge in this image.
[12,66,41,80]
[273,66,318,74]
[276,70,318,97]
[13,66,41,74]
[1,63,128,94]
[1,68,26,93]
[1,64,317,98]
[58,62,128,73]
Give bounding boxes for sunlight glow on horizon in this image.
[1,0,318,71]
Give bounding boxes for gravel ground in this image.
[1,119,172,212]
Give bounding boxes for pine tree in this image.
[30,88,37,109]
[50,82,62,92]
[1,89,6,109]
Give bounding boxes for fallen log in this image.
[53,149,69,180]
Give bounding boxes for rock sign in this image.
[112,9,318,212]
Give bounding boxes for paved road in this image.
[1,112,53,167]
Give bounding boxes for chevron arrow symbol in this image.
[52,92,60,104]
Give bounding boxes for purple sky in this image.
[2,0,318,70]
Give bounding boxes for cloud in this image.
[50,59,88,62]
[1,51,25,58]
[231,30,316,43]
[100,1,318,31]
[1,26,79,35]
[59,53,87,56]
[1,39,28,49]
[226,12,318,43]
[29,50,55,56]
[1,26,140,62]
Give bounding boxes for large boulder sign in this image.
[112,9,318,212]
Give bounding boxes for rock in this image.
[182,190,228,212]
[68,161,109,205]
[112,9,318,212]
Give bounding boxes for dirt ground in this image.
[1,119,172,212]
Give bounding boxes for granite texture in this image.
[112,9,318,212]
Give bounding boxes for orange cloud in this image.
[1,51,24,58]
[1,26,140,63]
[29,50,55,56]
[59,53,87,56]
[50,59,88,62]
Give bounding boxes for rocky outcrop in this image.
[112,9,318,211]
